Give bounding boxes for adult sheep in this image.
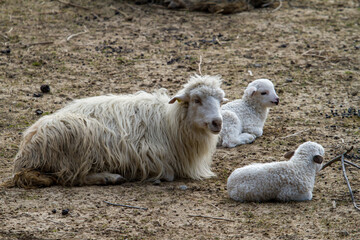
[3,75,226,188]
[227,141,325,202]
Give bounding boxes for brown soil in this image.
[0,0,359,239]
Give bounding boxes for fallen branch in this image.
[103,200,148,210]
[340,154,360,211]
[188,214,234,222]
[321,147,353,170]
[321,146,360,212]
[55,0,90,10]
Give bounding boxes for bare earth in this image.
[0,0,359,239]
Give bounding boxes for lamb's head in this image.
[243,79,279,107]
[284,141,325,172]
[169,75,226,134]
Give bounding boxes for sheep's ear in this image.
[313,155,323,164]
[169,94,189,104]
[284,151,295,159]
[245,86,257,97]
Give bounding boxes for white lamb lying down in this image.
[219,79,279,148]
[227,141,325,202]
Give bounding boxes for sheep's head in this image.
[244,79,279,107]
[285,141,325,172]
[169,75,227,134]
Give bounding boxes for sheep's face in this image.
[245,79,279,107]
[169,87,225,134]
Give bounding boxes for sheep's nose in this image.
[210,118,222,133]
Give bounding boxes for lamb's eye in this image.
[261,92,267,95]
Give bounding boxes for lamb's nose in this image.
[275,97,280,105]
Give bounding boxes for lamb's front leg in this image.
[220,110,244,148]
[236,133,256,145]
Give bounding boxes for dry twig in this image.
[321,146,360,212]
[278,129,310,140]
[55,0,90,10]
[104,200,148,210]
[321,147,353,170]
[272,0,283,12]
[67,27,89,41]
[340,154,360,211]
[189,214,234,222]
[198,55,203,76]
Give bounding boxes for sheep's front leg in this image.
[84,172,126,185]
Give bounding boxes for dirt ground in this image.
[0,0,360,239]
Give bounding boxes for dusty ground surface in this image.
[0,0,360,239]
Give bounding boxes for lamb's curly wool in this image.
[4,75,226,188]
[219,79,279,148]
[227,142,325,202]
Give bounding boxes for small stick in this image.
[321,147,353,170]
[103,200,148,210]
[198,55,203,76]
[278,129,309,139]
[272,0,283,12]
[55,0,90,10]
[25,41,54,47]
[188,214,234,222]
[67,27,89,41]
[340,155,360,211]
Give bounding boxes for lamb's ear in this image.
[222,98,229,103]
[284,151,295,159]
[169,93,189,104]
[313,155,323,164]
[245,86,257,97]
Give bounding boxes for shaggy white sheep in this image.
[227,141,325,202]
[4,75,226,188]
[218,79,279,148]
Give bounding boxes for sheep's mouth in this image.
[211,129,221,134]
[271,101,279,105]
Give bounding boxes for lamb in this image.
[3,75,226,188]
[218,79,279,148]
[227,141,325,202]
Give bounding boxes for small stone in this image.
[153,180,161,186]
[285,78,293,83]
[253,63,262,68]
[33,93,43,98]
[40,84,50,93]
[278,44,288,48]
[61,209,69,215]
[179,185,188,190]
[35,109,43,115]
[52,209,57,214]
[1,48,11,54]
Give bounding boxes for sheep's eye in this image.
[194,98,201,104]
[261,92,267,95]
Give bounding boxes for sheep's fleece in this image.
[227,142,325,202]
[219,79,279,148]
[4,75,226,188]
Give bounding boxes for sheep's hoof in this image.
[105,175,126,185]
